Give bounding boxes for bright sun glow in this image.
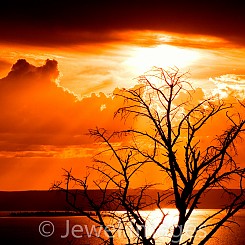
[125,44,200,74]
[141,209,179,240]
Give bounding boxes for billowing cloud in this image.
[0,59,134,190]
[209,74,245,98]
[0,59,128,158]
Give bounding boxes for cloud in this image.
[1,60,244,159]
[0,59,128,157]
[210,74,245,85]
[209,74,245,98]
[0,1,245,46]
[1,59,245,190]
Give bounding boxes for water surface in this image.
[0,209,244,245]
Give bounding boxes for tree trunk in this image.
[170,212,186,245]
[170,225,183,245]
[105,229,114,245]
[140,225,154,245]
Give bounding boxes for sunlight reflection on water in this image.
[112,209,245,245]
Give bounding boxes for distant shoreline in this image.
[9,211,96,217]
[0,189,244,213]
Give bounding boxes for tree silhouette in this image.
[54,67,245,245]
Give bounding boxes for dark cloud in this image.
[0,59,127,154]
[1,59,59,90]
[0,0,244,46]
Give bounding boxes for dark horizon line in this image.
[0,187,242,192]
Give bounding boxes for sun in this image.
[125,44,200,74]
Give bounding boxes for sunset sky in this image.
[0,0,245,190]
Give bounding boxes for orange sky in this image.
[0,1,245,190]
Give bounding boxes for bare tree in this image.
[53,128,167,245]
[55,67,245,245]
[112,67,245,245]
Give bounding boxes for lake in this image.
[0,209,244,245]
